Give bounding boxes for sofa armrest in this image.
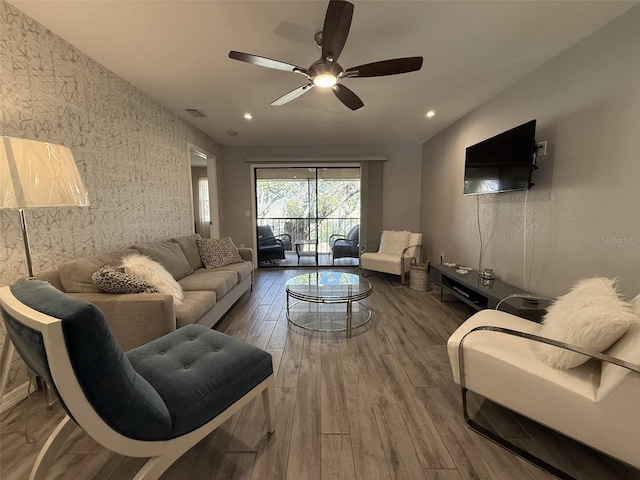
[68,293,176,351]
[238,247,253,263]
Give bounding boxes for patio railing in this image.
[257,217,359,253]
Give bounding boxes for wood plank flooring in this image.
[1,268,639,480]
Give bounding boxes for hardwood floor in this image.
[1,267,639,480]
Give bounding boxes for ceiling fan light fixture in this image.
[313,74,338,88]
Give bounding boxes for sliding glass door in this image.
[255,166,360,261]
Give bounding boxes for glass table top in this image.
[285,272,372,303]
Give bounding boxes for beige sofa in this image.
[38,234,253,351]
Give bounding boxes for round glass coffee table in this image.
[285,271,372,338]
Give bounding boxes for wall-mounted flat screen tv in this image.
[463,119,537,195]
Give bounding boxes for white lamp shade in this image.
[0,136,89,209]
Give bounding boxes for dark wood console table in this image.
[430,263,550,322]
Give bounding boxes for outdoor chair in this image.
[0,280,275,480]
[329,225,359,264]
[360,230,422,284]
[257,225,287,263]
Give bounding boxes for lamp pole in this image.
[18,208,35,279]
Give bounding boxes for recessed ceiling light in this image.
[426,110,436,118]
[244,113,253,120]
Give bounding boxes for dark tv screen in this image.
[463,119,537,195]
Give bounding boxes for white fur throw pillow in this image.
[534,277,636,369]
[378,230,410,255]
[120,254,184,305]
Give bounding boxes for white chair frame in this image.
[0,285,276,480]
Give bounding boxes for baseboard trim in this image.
[0,381,30,414]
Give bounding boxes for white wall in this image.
[420,5,640,299]
[221,144,422,249]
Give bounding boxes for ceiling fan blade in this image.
[271,84,314,106]
[229,51,308,76]
[321,0,354,64]
[344,57,423,78]
[332,83,363,110]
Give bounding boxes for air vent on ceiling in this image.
[186,108,207,118]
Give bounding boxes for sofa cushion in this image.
[92,265,159,294]
[174,291,217,328]
[59,249,139,293]
[178,270,236,298]
[121,254,184,305]
[171,234,204,271]
[208,261,253,284]
[126,324,273,438]
[132,241,193,280]
[197,237,243,269]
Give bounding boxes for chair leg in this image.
[30,415,76,480]
[359,267,377,278]
[460,388,576,480]
[262,375,276,433]
[132,452,185,480]
[0,334,15,401]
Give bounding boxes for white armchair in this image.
[360,230,422,284]
[447,309,640,475]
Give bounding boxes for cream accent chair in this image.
[447,308,640,476]
[360,230,422,284]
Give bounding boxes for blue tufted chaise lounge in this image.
[0,280,275,480]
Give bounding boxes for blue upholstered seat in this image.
[127,325,272,438]
[3,280,274,451]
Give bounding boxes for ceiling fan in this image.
[228,0,423,111]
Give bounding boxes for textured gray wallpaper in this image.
[0,1,221,396]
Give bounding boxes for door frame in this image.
[250,162,360,267]
[187,143,220,239]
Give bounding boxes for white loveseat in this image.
[447,309,640,472]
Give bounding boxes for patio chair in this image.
[257,225,288,263]
[329,225,359,264]
[360,230,422,284]
[0,280,275,480]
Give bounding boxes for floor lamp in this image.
[0,136,89,403]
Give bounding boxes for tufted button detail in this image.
[184,364,190,369]
[159,351,165,355]
[213,348,220,352]
[189,337,195,341]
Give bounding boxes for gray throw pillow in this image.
[197,237,243,269]
[92,265,159,294]
[132,241,193,280]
